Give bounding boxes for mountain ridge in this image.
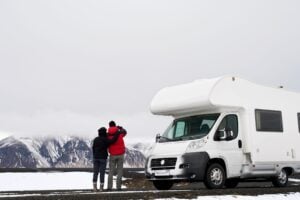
[0,136,152,168]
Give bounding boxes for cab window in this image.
[214,114,238,141]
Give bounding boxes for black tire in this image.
[272,169,289,187]
[225,178,239,188]
[204,163,226,189]
[152,180,174,190]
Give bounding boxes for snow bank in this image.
[0,172,126,191]
[156,193,300,200]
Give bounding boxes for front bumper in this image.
[145,152,209,181]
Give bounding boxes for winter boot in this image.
[100,183,104,192]
[93,182,97,192]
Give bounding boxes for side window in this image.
[255,109,283,132]
[215,115,238,141]
[174,121,186,138]
[298,113,300,133]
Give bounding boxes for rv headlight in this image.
[186,138,206,152]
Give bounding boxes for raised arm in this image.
[106,132,121,145]
[117,126,127,137]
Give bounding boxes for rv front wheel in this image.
[153,180,173,190]
[204,163,226,189]
[272,169,288,187]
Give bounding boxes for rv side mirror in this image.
[156,133,161,143]
[215,130,226,141]
[225,128,234,140]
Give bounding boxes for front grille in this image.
[150,158,177,170]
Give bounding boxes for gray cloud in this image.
[0,0,300,140]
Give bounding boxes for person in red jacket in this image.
[107,121,127,191]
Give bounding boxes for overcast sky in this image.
[0,0,300,142]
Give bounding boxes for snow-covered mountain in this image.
[127,142,154,157]
[0,136,149,168]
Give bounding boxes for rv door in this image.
[213,114,244,178]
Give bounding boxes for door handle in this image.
[238,140,242,148]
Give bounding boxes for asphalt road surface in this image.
[1,169,300,199]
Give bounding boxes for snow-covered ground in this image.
[157,193,300,200]
[0,172,300,200]
[159,192,300,200]
[0,172,126,191]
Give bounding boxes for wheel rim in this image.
[210,168,223,185]
[278,170,287,184]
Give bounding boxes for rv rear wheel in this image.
[272,169,288,187]
[204,163,226,189]
[153,180,173,190]
[225,178,239,188]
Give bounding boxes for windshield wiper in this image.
[181,134,205,140]
[159,136,184,142]
[159,135,171,141]
[173,137,183,141]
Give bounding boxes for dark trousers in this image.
[93,159,107,184]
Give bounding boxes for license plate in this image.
[155,170,170,176]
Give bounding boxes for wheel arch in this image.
[207,158,227,178]
[282,166,294,176]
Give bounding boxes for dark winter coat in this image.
[92,133,120,160]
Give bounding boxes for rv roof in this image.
[150,76,300,116]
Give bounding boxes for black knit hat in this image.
[109,121,116,127]
[98,127,107,137]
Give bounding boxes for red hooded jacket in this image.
[108,126,126,155]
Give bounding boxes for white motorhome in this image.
[145,76,300,190]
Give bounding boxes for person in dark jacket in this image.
[92,127,120,192]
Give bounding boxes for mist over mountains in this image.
[0,136,152,168]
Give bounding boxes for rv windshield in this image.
[159,113,220,142]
